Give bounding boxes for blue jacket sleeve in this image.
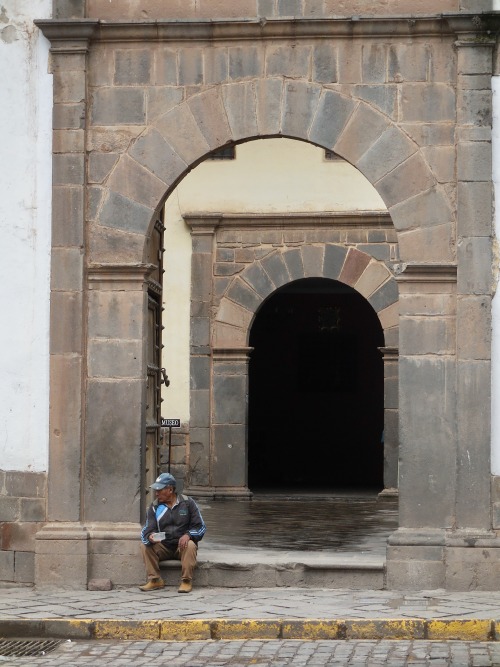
[140,504,156,545]
[187,497,206,543]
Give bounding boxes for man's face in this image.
[156,485,175,504]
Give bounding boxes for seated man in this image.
[139,472,206,593]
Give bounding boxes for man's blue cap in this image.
[150,472,176,490]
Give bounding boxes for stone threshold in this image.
[160,548,385,589]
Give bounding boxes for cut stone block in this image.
[309,89,356,150]
[282,80,321,141]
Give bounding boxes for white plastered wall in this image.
[0,1,52,472]
[163,138,386,421]
[492,76,500,474]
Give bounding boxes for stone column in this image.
[35,28,93,589]
[212,348,253,498]
[379,347,399,494]
[443,36,495,590]
[84,265,151,524]
[186,217,253,498]
[386,265,457,590]
[454,37,493,532]
[82,264,151,586]
[186,219,218,494]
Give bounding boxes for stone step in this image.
[160,547,385,589]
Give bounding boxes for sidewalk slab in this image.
[2,587,500,641]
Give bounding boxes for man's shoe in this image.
[139,578,165,591]
[178,579,192,593]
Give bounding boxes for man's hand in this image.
[178,534,190,550]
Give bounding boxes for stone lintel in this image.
[212,347,253,362]
[395,264,457,286]
[88,263,155,290]
[34,16,500,45]
[186,212,393,230]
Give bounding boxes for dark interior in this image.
[248,278,385,491]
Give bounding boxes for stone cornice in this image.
[35,15,500,44]
[185,211,393,231]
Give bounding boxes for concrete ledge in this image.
[0,618,497,642]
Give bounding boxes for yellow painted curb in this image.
[161,620,212,641]
[282,620,343,640]
[345,619,426,640]
[93,620,160,640]
[212,619,282,640]
[1,617,499,642]
[427,619,493,641]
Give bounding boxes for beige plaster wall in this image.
[162,137,385,421]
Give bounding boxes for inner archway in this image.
[248,278,384,492]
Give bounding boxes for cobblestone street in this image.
[3,639,500,666]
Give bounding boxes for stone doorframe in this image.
[185,213,400,497]
[35,13,496,589]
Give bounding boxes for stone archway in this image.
[34,13,496,590]
[200,243,398,497]
[81,78,446,507]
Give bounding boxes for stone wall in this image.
[57,0,476,20]
[33,8,499,588]
[0,471,46,584]
[159,424,189,489]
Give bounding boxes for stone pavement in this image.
[3,638,500,666]
[2,586,500,643]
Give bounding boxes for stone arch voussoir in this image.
[214,245,399,348]
[96,77,452,265]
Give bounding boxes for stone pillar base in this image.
[35,523,89,590]
[186,485,253,500]
[378,487,399,498]
[86,522,144,586]
[387,528,500,591]
[386,528,446,590]
[444,530,500,591]
[35,522,144,589]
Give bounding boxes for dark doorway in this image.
[248,278,384,492]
